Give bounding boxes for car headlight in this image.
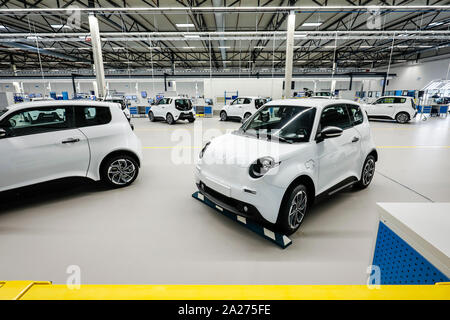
[199,141,211,159]
[249,156,280,178]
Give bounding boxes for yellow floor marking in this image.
[1,282,449,300]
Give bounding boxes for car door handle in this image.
[351,136,360,143]
[62,138,80,144]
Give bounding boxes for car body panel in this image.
[362,96,416,121]
[196,98,376,225]
[221,97,267,120]
[150,97,195,122]
[0,100,142,192]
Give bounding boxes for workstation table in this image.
[371,203,450,284]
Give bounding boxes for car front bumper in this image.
[195,165,285,224]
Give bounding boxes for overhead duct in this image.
[213,0,227,68]
[2,42,89,63]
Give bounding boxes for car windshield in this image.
[0,108,8,117]
[240,105,316,143]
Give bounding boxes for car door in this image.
[227,98,240,117]
[345,104,365,178]
[371,97,395,117]
[315,104,361,193]
[0,105,90,192]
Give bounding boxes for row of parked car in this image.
[0,96,378,235]
[145,95,418,125]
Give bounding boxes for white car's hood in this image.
[203,132,308,168]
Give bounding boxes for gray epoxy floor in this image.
[0,115,448,284]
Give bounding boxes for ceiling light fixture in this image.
[302,22,322,27]
[51,24,71,29]
[176,23,195,28]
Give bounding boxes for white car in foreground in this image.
[362,96,417,123]
[148,97,195,124]
[196,98,377,235]
[0,100,142,192]
[220,96,267,122]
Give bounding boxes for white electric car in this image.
[148,97,195,124]
[196,98,377,235]
[0,100,142,192]
[362,96,417,123]
[220,97,267,122]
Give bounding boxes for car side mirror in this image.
[317,126,343,142]
[0,128,7,138]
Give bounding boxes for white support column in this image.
[284,11,295,99]
[88,14,106,99]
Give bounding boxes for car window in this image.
[347,104,364,126]
[242,105,316,143]
[255,99,265,109]
[175,99,192,110]
[157,98,172,105]
[0,106,71,137]
[394,97,406,103]
[320,104,352,129]
[232,98,251,105]
[75,106,112,127]
[376,97,395,104]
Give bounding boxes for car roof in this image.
[265,98,360,109]
[6,100,115,111]
[235,96,263,99]
[378,96,412,98]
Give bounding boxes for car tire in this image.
[220,111,227,121]
[166,113,175,125]
[395,112,410,124]
[243,112,252,122]
[188,118,195,123]
[277,184,309,235]
[101,154,139,188]
[148,111,155,122]
[355,155,376,189]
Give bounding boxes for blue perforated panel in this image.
[372,222,449,284]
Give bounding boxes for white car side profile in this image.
[0,100,142,192]
[148,97,195,124]
[220,97,267,122]
[362,96,417,123]
[196,98,378,235]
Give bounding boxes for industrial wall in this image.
[379,57,450,91]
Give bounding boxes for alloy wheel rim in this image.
[397,113,408,123]
[221,112,226,120]
[363,159,375,185]
[107,159,136,185]
[288,190,307,229]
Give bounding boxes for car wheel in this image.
[277,184,309,235]
[220,111,227,121]
[395,112,410,124]
[188,118,195,123]
[355,155,376,189]
[101,155,139,188]
[243,112,252,122]
[166,113,175,125]
[148,111,155,122]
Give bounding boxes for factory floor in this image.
[0,114,449,284]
